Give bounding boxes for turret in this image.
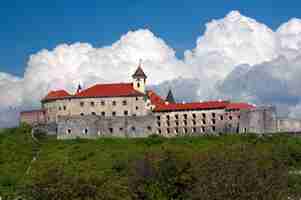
[165,89,176,103]
[132,61,147,94]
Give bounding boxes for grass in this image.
[0,125,300,199]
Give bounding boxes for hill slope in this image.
[0,126,301,199]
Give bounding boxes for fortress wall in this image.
[43,95,151,124]
[277,118,301,133]
[57,114,156,139]
[239,106,277,134]
[153,109,241,136]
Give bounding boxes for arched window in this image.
[83,128,88,135]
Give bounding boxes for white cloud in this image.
[1,11,301,127]
[184,10,278,80]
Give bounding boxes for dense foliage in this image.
[0,126,300,199]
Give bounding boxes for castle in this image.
[20,64,301,139]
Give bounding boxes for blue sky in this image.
[1,0,301,76]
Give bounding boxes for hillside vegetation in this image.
[0,125,301,199]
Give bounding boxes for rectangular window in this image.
[109,128,113,133]
[166,115,170,120]
[193,120,196,125]
[124,110,128,116]
[202,113,206,118]
[229,116,233,120]
[212,113,216,118]
[101,101,105,106]
[212,126,216,132]
[201,126,205,133]
[63,106,66,110]
[112,112,116,116]
[90,102,95,107]
[175,114,179,120]
[212,119,216,124]
[80,102,84,107]
[202,119,206,125]
[136,106,139,110]
[112,101,117,106]
[157,116,161,120]
[192,113,196,118]
[122,100,127,106]
[184,114,188,119]
[220,115,224,120]
[101,112,105,117]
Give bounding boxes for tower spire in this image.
[166,89,176,103]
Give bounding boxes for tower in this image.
[132,60,147,94]
[165,89,176,103]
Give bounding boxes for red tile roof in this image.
[153,101,230,112]
[147,90,165,105]
[42,90,71,102]
[148,91,255,112]
[226,102,256,110]
[75,83,145,98]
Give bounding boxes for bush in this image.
[129,145,288,200]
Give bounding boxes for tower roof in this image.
[132,64,147,78]
[165,89,176,103]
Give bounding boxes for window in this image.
[202,119,206,125]
[192,113,196,118]
[80,113,84,116]
[101,101,105,106]
[244,128,247,133]
[212,113,216,118]
[157,129,161,134]
[101,112,105,117]
[91,112,96,115]
[136,106,139,110]
[112,101,117,106]
[157,122,161,127]
[166,115,170,120]
[184,128,188,134]
[67,128,72,135]
[124,110,128,116]
[175,128,179,134]
[59,106,62,111]
[212,119,216,124]
[175,121,179,126]
[202,113,206,118]
[229,116,233,120]
[238,115,240,119]
[220,115,224,120]
[120,127,123,131]
[212,126,216,132]
[175,114,179,120]
[63,106,66,110]
[157,116,161,120]
[201,126,205,133]
[183,114,188,119]
[131,126,136,131]
[167,128,170,134]
[184,120,187,126]
[90,102,95,107]
[122,100,127,105]
[132,114,137,116]
[112,112,116,116]
[192,127,197,133]
[136,97,139,101]
[83,128,88,135]
[137,82,140,88]
[109,128,113,133]
[167,121,170,126]
[147,126,152,131]
[80,102,84,107]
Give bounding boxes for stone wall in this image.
[153,109,241,137]
[43,95,151,123]
[277,118,301,133]
[57,114,156,139]
[239,106,277,134]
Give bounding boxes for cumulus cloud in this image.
[1,10,301,127]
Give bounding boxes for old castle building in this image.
[20,64,301,139]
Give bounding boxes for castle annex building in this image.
[20,64,301,139]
